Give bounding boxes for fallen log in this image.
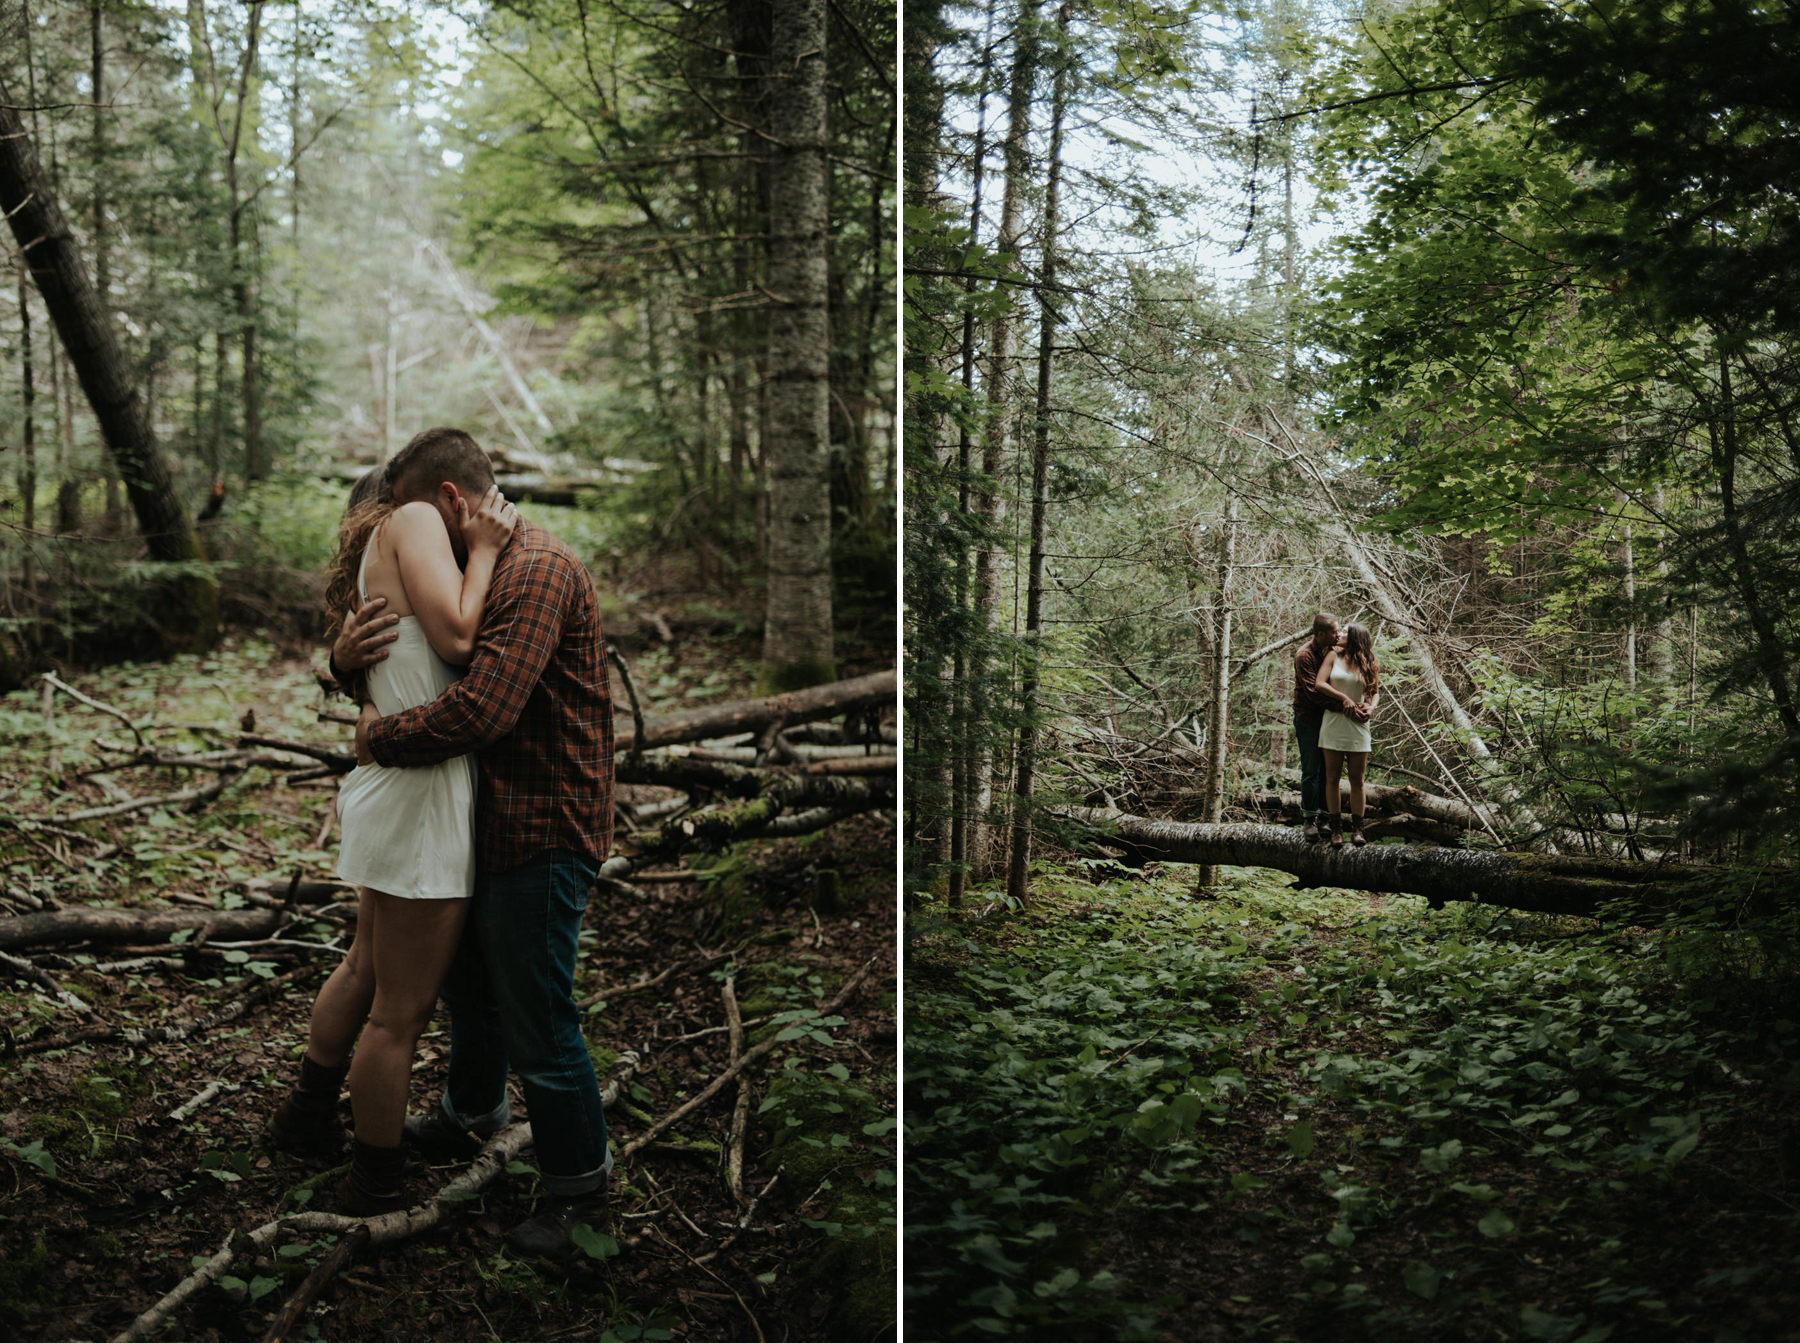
[1054,806,1728,919]
[0,882,349,951]
[607,774,893,871]
[636,669,895,750]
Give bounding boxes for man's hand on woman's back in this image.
[334,598,403,676]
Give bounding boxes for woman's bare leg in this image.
[347,893,470,1148]
[1346,752,1369,819]
[302,889,377,1067]
[1322,749,1344,818]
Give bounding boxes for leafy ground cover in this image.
[906,863,1800,1342]
[0,638,896,1343]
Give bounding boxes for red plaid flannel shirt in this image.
[365,519,614,874]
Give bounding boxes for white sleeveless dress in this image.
[334,532,477,900]
[1318,660,1373,753]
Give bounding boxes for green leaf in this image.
[1478,1208,1516,1238]
[247,1275,280,1302]
[1288,1121,1315,1159]
[570,1222,619,1261]
[1403,1262,1444,1301]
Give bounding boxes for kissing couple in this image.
[266,426,617,1261]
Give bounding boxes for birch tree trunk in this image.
[0,92,218,649]
[1194,491,1238,888]
[967,2,1038,878]
[758,0,836,693]
[1004,6,1068,904]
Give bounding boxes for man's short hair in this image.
[387,428,495,501]
[1312,612,1338,638]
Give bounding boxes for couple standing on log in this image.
[265,427,616,1262]
[1293,613,1381,848]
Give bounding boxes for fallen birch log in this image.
[1054,806,1728,918]
[0,882,350,951]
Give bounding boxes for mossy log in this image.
[1056,806,1726,918]
[611,774,894,869]
[637,670,895,749]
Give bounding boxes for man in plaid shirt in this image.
[334,427,615,1259]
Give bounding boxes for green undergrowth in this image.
[905,864,1800,1342]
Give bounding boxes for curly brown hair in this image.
[1341,623,1381,692]
[324,471,396,703]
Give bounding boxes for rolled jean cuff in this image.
[539,1142,614,1197]
[441,1091,511,1136]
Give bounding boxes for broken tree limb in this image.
[635,670,895,750]
[258,1223,370,1343]
[41,672,145,748]
[723,976,749,1200]
[1054,806,1728,919]
[114,1053,640,1343]
[0,882,350,951]
[237,733,357,771]
[619,954,880,1160]
[0,948,90,1012]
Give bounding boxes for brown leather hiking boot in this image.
[1303,817,1320,845]
[335,1138,411,1217]
[1351,815,1367,847]
[267,1055,348,1162]
[1329,814,1344,849]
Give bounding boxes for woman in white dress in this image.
[1314,622,1381,849]
[269,461,516,1213]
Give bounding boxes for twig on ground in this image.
[668,1014,771,1045]
[166,1077,240,1126]
[654,1225,768,1343]
[694,1167,783,1266]
[0,948,91,1012]
[258,1221,370,1343]
[50,775,232,823]
[578,951,734,1010]
[237,733,357,770]
[42,672,145,748]
[621,954,879,1159]
[723,976,749,1200]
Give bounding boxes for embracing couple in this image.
[266,427,616,1261]
[1292,612,1381,848]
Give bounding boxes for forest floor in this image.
[0,635,896,1343]
[906,860,1800,1343]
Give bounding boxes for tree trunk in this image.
[0,92,218,649]
[1195,491,1238,887]
[758,0,835,694]
[17,268,37,605]
[631,668,894,749]
[1058,807,1729,920]
[967,0,1039,879]
[1004,6,1068,904]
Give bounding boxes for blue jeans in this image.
[437,849,611,1196]
[1294,713,1325,818]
